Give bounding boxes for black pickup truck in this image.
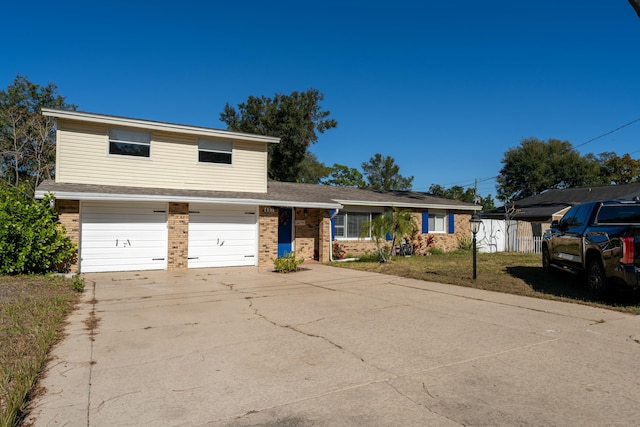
[542,199,640,299]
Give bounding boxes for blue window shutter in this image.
[330,209,336,241]
[386,232,392,241]
[422,212,429,233]
[448,213,455,234]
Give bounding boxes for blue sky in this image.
[3,1,639,199]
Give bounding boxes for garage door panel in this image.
[81,202,167,273]
[188,204,257,268]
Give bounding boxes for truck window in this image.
[597,205,640,224]
[560,205,590,231]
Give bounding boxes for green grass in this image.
[331,251,640,314]
[0,275,80,427]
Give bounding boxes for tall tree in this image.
[595,152,640,185]
[297,152,331,184]
[219,89,337,182]
[361,153,413,191]
[496,137,599,201]
[428,184,495,210]
[324,163,366,187]
[0,74,76,195]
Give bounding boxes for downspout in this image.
[329,208,340,262]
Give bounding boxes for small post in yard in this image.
[470,214,482,280]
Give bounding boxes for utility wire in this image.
[574,117,640,149]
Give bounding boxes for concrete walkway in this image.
[27,264,640,426]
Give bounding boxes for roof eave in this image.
[35,189,341,210]
[41,108,280,144]
[333,199,481,211]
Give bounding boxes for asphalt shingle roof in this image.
[36,180,479,211]
[483,183,640,220]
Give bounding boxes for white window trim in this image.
[428,210,447,234]
[107,128,151,159]
[197,138,233,165]
[334,208,383,240]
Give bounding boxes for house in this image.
[479,183,640,253]
[36,108,481,273]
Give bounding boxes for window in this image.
[428,212,446,233]
[198,139,232,164]
[109,128,151,157]
[334,211,376,239]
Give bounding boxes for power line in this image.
[574,117,640,149]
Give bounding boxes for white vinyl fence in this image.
[475,219,545,254]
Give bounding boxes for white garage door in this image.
[80,201,168,273]
[188,204,257,268]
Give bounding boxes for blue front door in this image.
[278,208,293,257]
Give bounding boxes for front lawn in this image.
[331,252,640,314]
[0,275,80,427]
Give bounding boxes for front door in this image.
[278,208,293,257]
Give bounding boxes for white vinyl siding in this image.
[188,204,257,268]
[55,121,268,192]
[80,201,168,273]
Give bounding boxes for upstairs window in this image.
[198,139,232,164]
[109,128,151,157]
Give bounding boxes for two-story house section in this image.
[37,108,481,274]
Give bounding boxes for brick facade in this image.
[56,200,80,272]
[333,212,474,258]
[258,207,278,266]
[55,199,472,272]
[167,202,189,270]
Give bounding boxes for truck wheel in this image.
[587,259,607,300]
[542,246,553,273]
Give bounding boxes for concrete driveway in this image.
[28,264,640,426]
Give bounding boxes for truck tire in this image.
[542,245,553,273]
[587,258,607,300]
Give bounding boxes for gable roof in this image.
[482,183,640,221]
[36,180,480,212]
[41,108,281,144]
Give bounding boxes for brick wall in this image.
[258,207,278,266]
[333,211,475,258]
[167,202,189,270]
[56,200,80,272]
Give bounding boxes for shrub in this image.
[457,235,473,251]
[332,242,346,260]
[0,185,76,274]
[358,251,384,262]
[428,247,446,256]
[273,252,304,273]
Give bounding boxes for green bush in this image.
[0,185,76,274]
[428,247,446,256]
[357,251,384,262]
[273,252,304,273]
[457,235,473,251]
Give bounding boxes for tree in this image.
[361,207,417,262]
[324,163,366,187]
[428,184,495,211]
[361,153,413,191]
[496,137,599,201]
[595,152,640,185]
[630,0,640,18]
[297,152,331,184]
[219,88,337,182]
[0,74,76,195]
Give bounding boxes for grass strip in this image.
[332,251,640,314]
[0,276,79,427]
